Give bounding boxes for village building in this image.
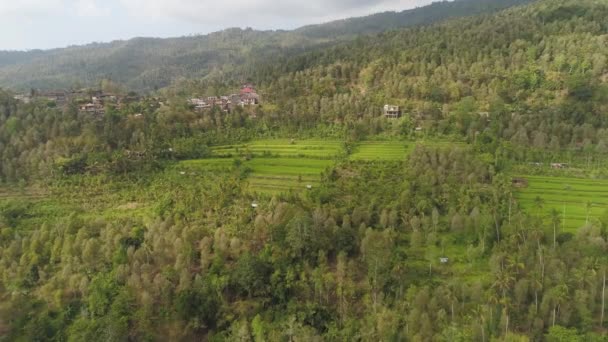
[13,94,32,104]
[383,105,401,119]
[551,163,568,169]
[189,85,261,113]
[79,103,105,116]
[40,91,68,105]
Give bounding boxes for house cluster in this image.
[77,92,120,116]
[13,94,32,104]
[14,91,69,106]
[188,85,260,112]
[13,90,141,116]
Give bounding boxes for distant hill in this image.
[0,0,534,92]
[296,0,533,38]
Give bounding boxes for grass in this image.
[350,141,412,161]
[178,157,332,194]
[515,175,608,231]
[212,139,343,159]
[178,139,466,194]
[203,139,343,194]
[350,140,463,161]
[246,158,333,194]
[0,182,152,230]
[180,158,235,171]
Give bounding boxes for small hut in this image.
[512,177,529,188]
[551,163,568,169]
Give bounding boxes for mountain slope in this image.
[234,0,607,142]
[0,0,534,92]
[296,0,534,38]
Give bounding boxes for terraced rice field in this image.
[350,140,463,161]
[212,139,342,159]
[181,139,342,194]
[0,188,47,201]
[179,158,235,171]
[515,175,608,231]
[246,158,333,193]
[178,157,332,194]
[182,139,463,194]
[350,141,412,161]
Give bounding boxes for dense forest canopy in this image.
[0,0,608,341]
[0,0,533,92]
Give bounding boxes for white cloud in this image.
[117,0,431,27]
[0,0,109,17]
[0,0,64,16]
[75,0,111,17]
[0,0,437,50]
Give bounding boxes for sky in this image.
[0,0,437,51]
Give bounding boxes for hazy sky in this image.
[0,0,438,51]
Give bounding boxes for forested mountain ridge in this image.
[0,0,533,92]
[295,0,534,38]
[225,0,607,150]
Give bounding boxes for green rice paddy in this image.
[212,139,343,159]
[180,139,459,195]
[179,139,342,194]
[515,175,608,231]
[350,141,411,161]
[246,158,333,194]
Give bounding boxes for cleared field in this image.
[202,139,342,194]
[178,157,332,194]
[515,175,608,231]
[180,158,235,171]
[212,139,342,159]
[350,140,462,161]
[246,158,333,194]
[182,139,464,194]
[350,141,411,161]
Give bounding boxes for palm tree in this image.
[586,201,593,224]
[531,271,543,314]
[550,209,561,249]
[534,195,545,217]
[601,267,606,329]
[471,305,488,342]
[549,284,569,327]
[492,269,515,336]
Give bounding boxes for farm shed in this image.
[512,177,529,188]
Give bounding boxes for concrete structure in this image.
[383,105,401,119]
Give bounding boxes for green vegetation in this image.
[516,175,608,231]
[0,0,531,91]
[349,140,461,161]
[180,139,342,194]
[246,158,333,194]
[350,140,411,161]
[211,139,342,159]
[179,157,333,194]
[1,0,608,340]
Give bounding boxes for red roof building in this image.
[240,87,255,95]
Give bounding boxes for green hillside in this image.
[1,0,608,341]
[0,0,533,92]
